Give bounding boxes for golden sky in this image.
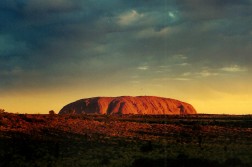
[1,76,251,114]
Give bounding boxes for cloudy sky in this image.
[1,0,251,114]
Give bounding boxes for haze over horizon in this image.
[1,1,251,114]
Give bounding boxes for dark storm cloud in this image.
[0,0,123,90]
[177,0,252,18]
[0,0,251,92]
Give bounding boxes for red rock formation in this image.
[59,96,197,115]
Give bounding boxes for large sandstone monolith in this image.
[59,96,197,115]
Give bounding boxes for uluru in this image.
[59,96,197,115]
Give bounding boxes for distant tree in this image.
[178,105,185,115]
[0,109,5,113]
[49,110,55,115]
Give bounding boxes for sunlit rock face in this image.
[59,96,197,115]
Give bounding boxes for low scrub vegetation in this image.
[0,112,252,167]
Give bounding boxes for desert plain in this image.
[0,112,252,167]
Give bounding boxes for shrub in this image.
[49,110,56,115]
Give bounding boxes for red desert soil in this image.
[1,113,252,144]
[59,96,197,115]
[1,113,252,167]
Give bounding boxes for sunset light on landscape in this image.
[0,1,251,114]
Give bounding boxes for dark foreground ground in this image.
[0,113,252,167]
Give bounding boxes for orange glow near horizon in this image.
[1,82,251,115]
